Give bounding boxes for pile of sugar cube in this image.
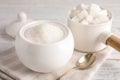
[71,3,110,24]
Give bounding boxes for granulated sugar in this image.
[24,23,64,43]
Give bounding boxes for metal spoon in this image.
[57,53,96,80]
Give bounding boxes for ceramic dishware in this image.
[68,5,120,52]
[15,20,74,73]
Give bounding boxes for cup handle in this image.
[106,35,120,52]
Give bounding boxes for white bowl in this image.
[67,6,112,52]
[15,20,74,73]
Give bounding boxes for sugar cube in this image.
[71,16,80,22]
[89,3,102,17]
[92,18,101,24]
[71,10,81,18]
[98,10,108,16]
[86,15,94,23]
[80,20,89,25]
[81,3,89,10]
[98,15,109,23]
[77,10,88,21]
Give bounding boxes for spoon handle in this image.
[56,67,78,80]
[106,35,120,52]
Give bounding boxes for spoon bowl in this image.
[76,53,96,70]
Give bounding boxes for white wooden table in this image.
[0,0,120,80]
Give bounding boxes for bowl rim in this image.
[19,20,71,46]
